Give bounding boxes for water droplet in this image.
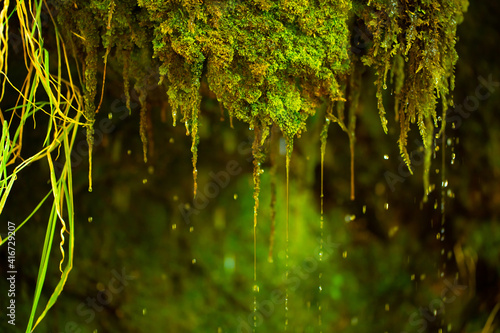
[189,226,194,232]
[388,226,399,237]
[384,203,389,210]
[108,112,113,119]
[88,186,93,193]
[436,233,440,239]
[169,137,174,144]
[420,274,426,280]
[342,251,348,258]
[148,166,154,174]
[88,217,93,223]
[142,179,148,184]
[351,317,359,325]
[344,214,356,223]
[142,308,147,315]
[442,180,448,187]
[253,284,259,292]
[192,258,196,264]
[362,205,367,214]
[383,83,387,90]
[127,149,132,155]
[447,323,452,332]
[173,195,179,201]
[233,194,238,200]
[383,154,389,160]
[411,274,415,281]
[447,138,452,146]
[319,286,322,291]
[223,256,235,273]
[385,304,390,311]
[172,224,177,230]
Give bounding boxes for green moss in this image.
[54,0,466,198]
[354,0,467,194]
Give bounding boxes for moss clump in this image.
[140,0,352,194]
[54,0,466,198]
[354,0,467,190]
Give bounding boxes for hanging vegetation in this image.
[0,0,469,330]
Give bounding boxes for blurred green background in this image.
[1,2,500,333]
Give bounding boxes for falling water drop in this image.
[344,214,356,223]
[189,226,194,233]
[383,154,389,160]
[384,202,389,210]
[127,149,132,155]
[191,258,196,264]
[108,112,113,119]
[234,194,238,200]
[318,118,330,333]
[142,179,148,184]
[284,140,292,332]
[172,224,177,230]
[88,217,93,223]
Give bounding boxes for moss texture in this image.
[54,0,467,195]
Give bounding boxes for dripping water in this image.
[268,129,277,263]
[284,139,292,331]
[318,118,330,332]
[251,130,263,332]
